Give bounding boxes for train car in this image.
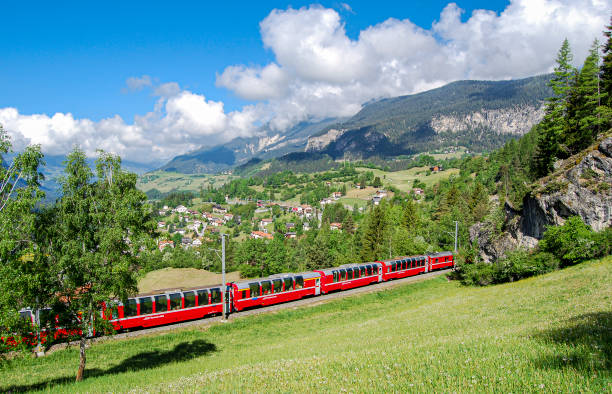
[378,255,428,281]
[106,285,224,330]
[427,251,455,271]
[314,262,382,294]
[230,271,321,311]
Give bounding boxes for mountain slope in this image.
[160,118,343,174]
[308,74,551,159]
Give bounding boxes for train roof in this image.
[428,251,454,257]
[378,255,427,263]
[316,261,380,274]
[233,271,321,289]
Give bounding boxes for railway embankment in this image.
[1,256,610,392]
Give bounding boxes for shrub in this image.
[456,262,496,286]
[539,216,596,267]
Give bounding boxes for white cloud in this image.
[218,0,610,130]
[125,75,152,92]
[0,89,257,164]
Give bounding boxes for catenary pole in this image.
[221,233,227,320]
[454,221,458,253]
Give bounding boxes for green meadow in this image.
[1,256,610,393]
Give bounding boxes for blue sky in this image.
[1,1,510,120]
[0,1,609,163]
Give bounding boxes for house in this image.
[223,213,234,222]
[302,205,313,218]
[212,204,227,214]
[251,231,274,240]
[303,222,311,231]
[372,196,382,205]
[176,229,186,235]
[259,218,274,232]
[413,188,424,196]
[285,232,297,239]
[175,205,188,213]
[181,237,192,247]
[209,218,223,227]
[320,198,334,206]
[332,191,342,200]
[157,221,166,229]
[192,238,202,247]
[285,222,295,230]
[376,190,387,198]
[330,222,343,231]
[430,165,443,172]
[158,240,174,251]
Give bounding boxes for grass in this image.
[2,256,610,392]
[137,171,236,194]
[356,166,460,192]
[138,268,242,293]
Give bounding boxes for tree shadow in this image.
[531,312,611,372]
[2,339,217,392]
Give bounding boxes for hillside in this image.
[159,75,551,174]
[2,256,609,392]
[308,74,551,159]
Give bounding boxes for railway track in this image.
[48,268,452,352]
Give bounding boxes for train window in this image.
[295,276,304,289]
[346,269,352,280]
[124,299,138,317]
[138,297,152,315]
[333,271,339,283]
[154,295,167,313]
[249,283,260,297]
[365,265,371,276]
[184,291,196,308]
[339,269,346,280]
[261,281,271,295]
[197,289,209,305]
[169,293,182,310]
[372,265,377,274]
[360,267,366,276]
[210,288,222,304]
[105,302,119,320]
[241,290,248,299]
[284,277,293,291]
[273,279,282,293]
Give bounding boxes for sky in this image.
[0,0,610,164]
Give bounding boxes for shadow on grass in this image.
[532,311,611,372]
[2,339,217,392]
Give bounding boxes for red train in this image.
[9,252,453,345]
[105,251,453,330]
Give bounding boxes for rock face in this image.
[305,129,346,152]
[471,136,612,263]
[430,105,545,135]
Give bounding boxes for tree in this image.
[534,39,576,177]
[39,149,154,381]
[601,16,612,107]
[372,176,382,188]
[360,203,388,261]
[567,40,608,154]
[0,125,46,351]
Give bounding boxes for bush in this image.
[539,216,596,267]
[456,262,496,286]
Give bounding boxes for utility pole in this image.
[221,233,227,320]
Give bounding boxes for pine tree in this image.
[601,16,612,107]
[534,39,576,177]
[566,40,607,154]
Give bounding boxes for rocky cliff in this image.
[470,135,612,263]
[430,105,544,136]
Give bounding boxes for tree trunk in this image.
[76,336,87,381]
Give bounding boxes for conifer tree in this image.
[601,16,612,107]
[534,39,576,177]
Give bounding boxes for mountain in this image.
[307,74,552,159]
[160,74,552,174]
[160,118,344,174]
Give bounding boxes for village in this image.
[154,186,410,251]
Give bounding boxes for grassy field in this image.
[138,268,242,293]
[3,256,609,392]
[137,171,236,194]
[356,166,460,192]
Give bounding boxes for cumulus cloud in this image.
[125,75,153,92]
[218,0,611,130]
[0,88,257,164]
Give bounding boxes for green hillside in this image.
[2,256,609,392]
